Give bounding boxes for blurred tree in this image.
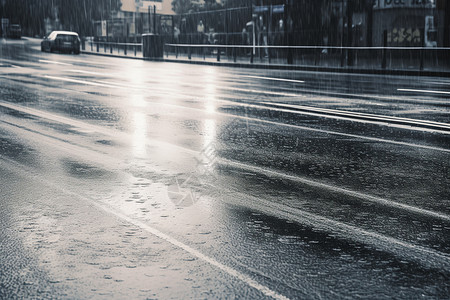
[171,0,195,15]
[0,0,54,36]
[171,0,223,15]
[57,0,122,36]
[0,0,121,37]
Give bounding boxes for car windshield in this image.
[57,34,77,42]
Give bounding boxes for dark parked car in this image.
[41,31,81,54]
[7,24,21,39]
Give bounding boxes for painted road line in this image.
[219,158,450,223]
[215,184,450,273]
[1,99,449,154]
[398,88,450,95]
[44,75,129,89]
[261,101,450,132]
[243,75,305,84]
[1,157,289,300]
[2,100,449,222]
[39,59,73,66]
[68,69,108,76]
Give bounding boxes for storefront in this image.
[372,0,444,47]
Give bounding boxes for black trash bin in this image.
[142,33,163,59]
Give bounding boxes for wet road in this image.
[1,38,450,299]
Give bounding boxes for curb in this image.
[81,50,143,60]
[81,50,450,77]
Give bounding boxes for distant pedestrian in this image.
[197,20,205,44]
[241,28,249,55]
[174,26,180,44]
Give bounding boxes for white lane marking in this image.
[215,184,450,272]
[261,101,450,131]
[3,137,450,275]
[94,202,290,300]
[68,69,107,76]
[39,59,73,66]
[1,98,450,155]
[1,100,449,223]
[1,157,289,300]
[243,75,305,84]
[44,75,147,90]
[43,74,300,97]
[398,88,450,95]
[44,75,123,89]
[219,158,450,223]
[424,81,450,86]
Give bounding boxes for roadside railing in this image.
[164,44,450,72]
[84,40,142,57]
[82,39,449,72]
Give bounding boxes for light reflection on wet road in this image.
[1,38,450,299]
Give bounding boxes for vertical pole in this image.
[286,0,293,64]
[251,1,256,56]
[382,30,387,69]
[268,5,272,63]
[420,29,424,71]
[419,48,424,71]
[225,7,229,47]
[188,35,191,59]
[340,0,344,67]
[147,5,152,32]
[367,1,373,47]
[105,20,108,53]
[347,0,353,67]
[154,6,157,35]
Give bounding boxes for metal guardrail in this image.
[82,39,449,72]
[85,41,142,56]
[164,43,450,71]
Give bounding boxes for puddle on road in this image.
[61,159,113,179]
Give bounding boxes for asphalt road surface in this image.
[1,38,450,299]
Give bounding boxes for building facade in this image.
[372,0,445,47]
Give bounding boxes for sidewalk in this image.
[81,45,450,77]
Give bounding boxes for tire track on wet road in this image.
[2,120,450,275]
[1,104,450,274]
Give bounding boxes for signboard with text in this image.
[373,0,436,9]
[386,27,422,46]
